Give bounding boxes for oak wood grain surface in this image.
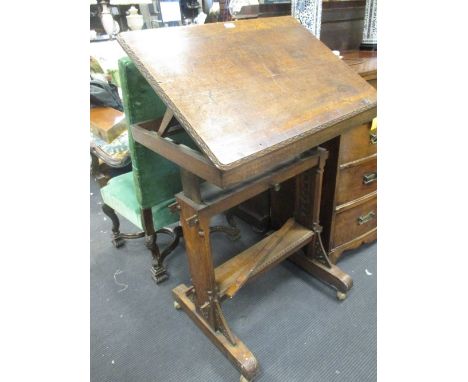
[117,16,376,171]
[215,219,314,298]
[342,50,377,80]
[338,122,377,164]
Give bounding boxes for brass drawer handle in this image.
[358,211,375,225]
[363,172,377,185]
[370,133,377,145]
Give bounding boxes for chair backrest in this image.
[118,57,193,209]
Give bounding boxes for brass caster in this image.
[174,301,181,310]
[240,375,251,382]
[336,291,347,301]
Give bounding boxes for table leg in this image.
[174,198,259,380]
[292,149,353,299]
[173,284,258,380]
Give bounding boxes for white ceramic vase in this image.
[126,6,144,31]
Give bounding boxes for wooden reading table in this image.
[117,16,376,381]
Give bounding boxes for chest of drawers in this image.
[320,51,377,263]
[320,120,377,263]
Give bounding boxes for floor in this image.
[90,177,376,382]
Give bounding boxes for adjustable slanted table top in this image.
[117,16,376,181]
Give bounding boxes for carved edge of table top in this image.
[117,33,377,173]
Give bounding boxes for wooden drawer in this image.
[336,158,377,205]
[333,195,377,247]
[340,123,377,164]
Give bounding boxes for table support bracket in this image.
[157,107,174,137]
[291,149,353,298]
[173,284,259,380]
[289,224,353,297]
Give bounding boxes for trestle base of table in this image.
[171,148,353,380]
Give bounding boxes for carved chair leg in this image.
[101,204,146,247]
[100,205,182,283]
[145,233,169,284]
[141,208,184,285]
[210,212,241,241]
[156,225,183,261]
[102,204,125,248]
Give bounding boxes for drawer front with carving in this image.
[333,196,377,247]
[339,123,377,164]
[336,158,377,205]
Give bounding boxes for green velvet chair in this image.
[100,57,239,284]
